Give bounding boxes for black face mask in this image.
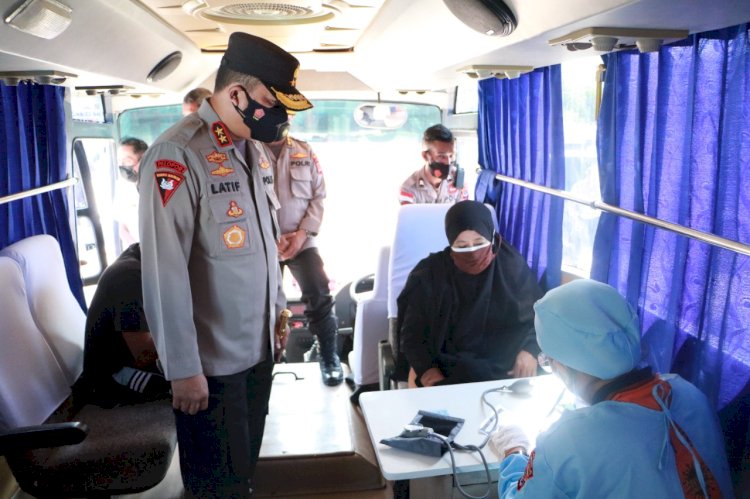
[428,161,450,180]
[118,165,138,183]
[234,89,290,143]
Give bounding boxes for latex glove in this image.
[490,424,530,459]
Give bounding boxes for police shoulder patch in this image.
[155,171,185,207]
[155,159,188,174]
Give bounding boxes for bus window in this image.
[561,55,602,276]
[119,104,183,145]
[72,137,117,301]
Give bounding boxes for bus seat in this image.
[382,204,451,389]
[349,246,390,394]
[0,235,86,386]
[0,237,177,498]
[0,256,70,431]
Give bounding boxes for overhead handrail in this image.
[490,172,750,257]
[0,177,79,206]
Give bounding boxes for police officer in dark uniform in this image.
[139,33,311,498]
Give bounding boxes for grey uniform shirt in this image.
[264,137,325,253]
[139,100,285,380]
[399,167,469,204]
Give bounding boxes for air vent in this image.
[197,2,339,25]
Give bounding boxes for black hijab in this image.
[397,202,544,384]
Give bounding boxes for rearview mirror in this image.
[353,103,408,130]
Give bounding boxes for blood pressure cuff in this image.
[380,411,464,457]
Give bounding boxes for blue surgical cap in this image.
[534,279,641,379]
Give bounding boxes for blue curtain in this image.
[0,81,85,308]
[592,25,750,414]
[477,66,565,291]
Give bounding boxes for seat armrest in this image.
[0,422,89,455]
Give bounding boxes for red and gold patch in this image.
[517,450,536,490]
[155,171,184,207]
[223,224,246,249]
[226,201,243,218]
[211,121,233,146]
[155,159,187,174]
[206,150,234,176]
[206,151,228,164]
[312,152,322,175]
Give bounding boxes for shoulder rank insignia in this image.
[155,171,184,207]
[223,224,246,249]
[226,201,244,218]
[211,121,233,147]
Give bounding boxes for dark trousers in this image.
[281,247,336,334]
[175,356,274,498]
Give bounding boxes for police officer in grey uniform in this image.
[138,32,312,498]
[399,124,469,205]
[264,135,343,386]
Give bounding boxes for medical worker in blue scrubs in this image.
[493,279,733,498]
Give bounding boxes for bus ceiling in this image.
[0,0,749,100]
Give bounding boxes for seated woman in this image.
[398,200,544,387]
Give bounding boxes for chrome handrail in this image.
[0,177,79,206]
[491,172,750,257]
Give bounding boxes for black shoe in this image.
[317,335,344,386]
[320,353,344,386]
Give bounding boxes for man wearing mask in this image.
[492,279,733,498]
[114,137,147,247]
[138,32,309,498]
[399,124,469,205]
[263,131,344,386]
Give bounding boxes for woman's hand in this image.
[508,350,537,378]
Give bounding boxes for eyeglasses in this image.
[538,353,553,373]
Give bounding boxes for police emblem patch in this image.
[155,171,184,206]
[211,121,233,146]
[226,201,244,218]
[253,108,265,121]
[223,224,246,249]
[155,159,187,174]
[259,158,270,169]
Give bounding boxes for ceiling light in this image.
[194,1,339,25]
[4,0,72,39]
